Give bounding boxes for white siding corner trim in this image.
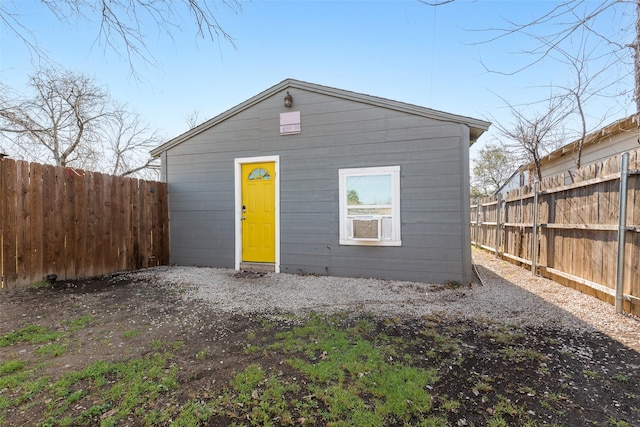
[234,155,281,272]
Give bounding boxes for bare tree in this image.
[0,68,159,177]
[550,29,624,169]
[0,0,240,73]
[101,106,161,177]
[0,69,108,168]
[478,0,639,125]
[424,1,639,127]
[494,98,569,182]
[184,110,203,130]
[471,143,517,196]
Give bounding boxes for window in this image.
[338,166,401,246]
[248,168,271,180]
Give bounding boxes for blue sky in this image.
[0,0,635,162]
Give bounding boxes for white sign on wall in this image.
[280,111,301,135]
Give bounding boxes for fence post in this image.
[615,152,629,314]
[475,197,481,248]
[531,181,539,274]
[495,192,501,258]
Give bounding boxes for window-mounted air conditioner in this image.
[350,217,382,241]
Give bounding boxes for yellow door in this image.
[241,162,276,263]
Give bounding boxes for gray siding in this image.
[164,88,473,283]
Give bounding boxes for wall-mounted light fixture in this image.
[284,91,293,108]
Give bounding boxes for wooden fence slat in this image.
[111,175,124,271]
[53,166,66,279]
[158,182,169,265]
[41,165,57,279]
[142,180,154,268]
[64,168,76,280]
[101,173,113,273]
[0,159,4,288]
[29,163,44,285]
[1,159,18,287]
[15,161,31,285]
[75,169,88,279]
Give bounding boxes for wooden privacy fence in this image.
[471,148,640,317]
[1,158,169,289]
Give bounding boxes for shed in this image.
[150,79,490,283]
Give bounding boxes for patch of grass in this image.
[440,397,461,412]
[479,327,525,344]
[34,342,68,357]
[418,416,450,427]
[487,415,508,427]
[65,315,96,331]
[1,308,634,426]
[237,314,439,425]
[518,386,536,396]
[612,374,629,383]
[43,352,179,425]
[195,348,209,360]
[217,364,301,425]
[0,360,27,375]
[608,418,631,427]
[0,325,64,347]
[122,329,141,339]
[255,316,276,331]
[498,347,546,362]
[0,369,31,390]
[494,396,523,417]
[584,369,600,379]
[150,338,163,350]
[171,400,212,426]
[475,381,494,393]
[30,279,49,289]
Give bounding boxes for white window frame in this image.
[338,165,401,246]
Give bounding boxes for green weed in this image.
[584,369,600,379]
[34,342,68,357]
[608,418,631,427]
[0,360,26,375]
[122,329,141,339]
[195,348,209,360]
[612,374,629,383]
[64,315,96,331]
[0,325,64,347]
[171,400,212,426]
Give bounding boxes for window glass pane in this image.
[248,168,270,180]
[348,207,391,216]
[346,175,391,206]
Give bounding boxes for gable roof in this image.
[150,78,490,158]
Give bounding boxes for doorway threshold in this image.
[239,262,276,273]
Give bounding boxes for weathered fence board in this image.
[0,159,168,289]
[472,148,640,316]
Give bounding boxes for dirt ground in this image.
[1,270,639,426]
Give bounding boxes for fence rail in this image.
[471,148,640,317]
[1,158,169,289]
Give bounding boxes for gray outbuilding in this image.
[150,79,489,283]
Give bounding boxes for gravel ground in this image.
[131,248,639,351]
